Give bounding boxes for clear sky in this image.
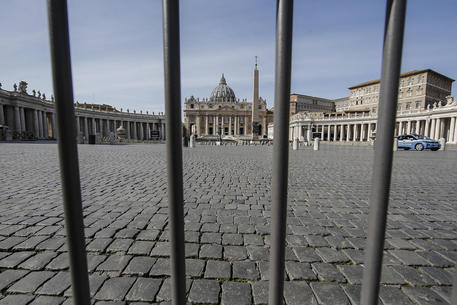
[1,0,456,113]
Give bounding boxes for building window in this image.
[397,105,401,111]
[209,117,213,123]
[415,101,421,109]
[190,104,194,109]
[240,117,244,123]
[372,108,376,113]
[405,103,411,110]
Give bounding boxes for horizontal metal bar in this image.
[268,0,294,304]
[46,1,91,305]
[360,1,407,304]
[162,0,186,304]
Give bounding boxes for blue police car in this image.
[396,134,440,151]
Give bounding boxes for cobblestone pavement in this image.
[0,143,456,305]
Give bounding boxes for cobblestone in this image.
[0,143,456,303]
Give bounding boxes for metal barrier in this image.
[162,0,187,303]
[46,1,91,304]
[45,0,456,304]
[268,0,294,304]
[360,1,407,304]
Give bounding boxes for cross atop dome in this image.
[220,73,227,85]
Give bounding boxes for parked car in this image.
[396,134,440,151]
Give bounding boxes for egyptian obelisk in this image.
[251,57,260,140]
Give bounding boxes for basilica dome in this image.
[210,74,236,102]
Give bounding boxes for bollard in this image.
[439,138,445,151]
[189,134,195,148]
[292,137,298,150]
[393,138,398,151]
[313,137,319,151]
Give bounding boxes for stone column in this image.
[346,125,350,141]
[0,104,4,125]
[339,125,344,141]
[196,116,201,136]
[414,120,419,134]
[439,118,445,140]
[360,124,365,141]
[132,122,137,139]
[83,117,88,139]
[14,106,22,133]
[430,119,436,139]
[98,119,103,136]
[38,111,44,138]
[434,118,440,140]
[43,112,49,138]
[333,125,338,141]
[205,115,209,135]
[407,120,411,134]
[51,113,56,139]
[140,122,144,140]
[449,117,456,143]
[306,126,311,142]
[75,116,80,139]
[352,124,359,141]
[398,121,403,135]
[146,123,150,140]
[453,117,457,143]
[424,119,430,137]
[20,107,26,132]
[162,123,166,140]
[33,110,39,138]
[126,121,131,139]
[262,116,267,136]
[229,116,232,136]
[90,118,94,135]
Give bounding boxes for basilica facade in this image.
[183,64,273,139]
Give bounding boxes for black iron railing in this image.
[45,0,456,305]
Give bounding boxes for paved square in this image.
[0,143,455,304]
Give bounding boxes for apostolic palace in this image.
[279,69,457,145]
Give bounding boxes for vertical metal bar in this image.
[268,0,294,304]
[452,270,457,305]
[360,1,407,304]
[162,0,186,304]
[46,1,91,305]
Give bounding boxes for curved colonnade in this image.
[0,85,166,142]
[274,97,457,144]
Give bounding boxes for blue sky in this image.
[1,0,456,113]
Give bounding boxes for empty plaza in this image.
[0,143,456,304]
